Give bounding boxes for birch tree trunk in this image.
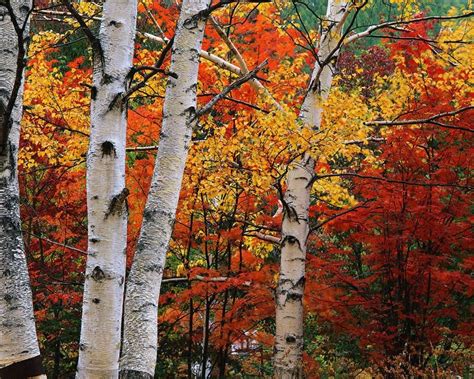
[274,1,348,377]
[120,1,211,377]
[0,1,46,377]
[76,1,137,378]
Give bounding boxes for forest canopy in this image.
[0,0,472,378]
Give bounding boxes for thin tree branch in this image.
[33,9,102,22]
[60,0,102,58]
[346,11,474,44]
[187,0,271,24]
[27,233,87,255]
[309,172,472,190]
[310,199,374,232]
[140,0,167,39]
[365,106,474,133]
[246,232,280,244]
[126,145,158,152]
[124,36,175,100]
[209,16,283,110]
[25,109,90,137]
[309,0,368,93]
[195,60,268,119]
[162,275,251,285]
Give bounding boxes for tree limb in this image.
[195,60,268,119]
[310,199,374,232]
[124,37,175,100]
[60,0,102,58]
[309,172,472,190]
[27,233,87,255]
[209,16,282,110]
[346,11,474,44]
[365,106,474,133]
[246,232,280,244]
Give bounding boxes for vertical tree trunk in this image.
[76,1,137,378]
[120,1,211,377]
[0,1,46,377]
[273,1,348,378]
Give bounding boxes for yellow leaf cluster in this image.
[20,32,90,170]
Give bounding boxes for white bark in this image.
[0,0,45,377]
[274,1,348,378]
[76,1,137,378]
[120,1,211,377]
[142,31,243,76]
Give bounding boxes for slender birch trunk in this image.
[274,1,348,377]
[120,1,211,377]
[76,1,137,378]
[0,1,46,377]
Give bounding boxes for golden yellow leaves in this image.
[369,68,413,126]
[245,235,275,259]
[20,32,90,170]
[63,2,100,29]
[130,48,168,101]
[437,12,474,66]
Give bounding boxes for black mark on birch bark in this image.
[101,141,117,158]
[105,187,130,219]
[91,266,106,281]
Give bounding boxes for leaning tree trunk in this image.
[120,0,211,377]
[274,1,348,378]
[76,0,137,378]
[0,1,46,378]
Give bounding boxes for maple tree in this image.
[0,0,472,378]
[303,14,473,377]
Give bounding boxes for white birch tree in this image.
[120,1,211,377]
[0,1,46,377]
[274,0,349,377]
[72,0,138,377]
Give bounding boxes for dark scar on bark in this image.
[101,141,117,158]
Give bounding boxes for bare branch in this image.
[33,9,102,21]
[309,0,369,94]
[309,172,472,190]
[124,36,175,100]
[188,0,271,23]
[131,65,178,78]
[310,199,374,232]
[365,106,474,134]
[60,0,102,57]
[343,137,385,145]
[161,275,251,286]
[139,32,244,75]
[346,11,474,44]
[126,145,158,152]
[209,16,283,110]
[27,233,87,255]
[195,60,268,119]
[140,0,167,39]
[246,232,280,244]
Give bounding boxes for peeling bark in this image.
[120,1,211,377]
[0,0,45,376]
[273,1,348,378]
[76,1,137,378]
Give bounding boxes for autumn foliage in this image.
[15,1,473,377]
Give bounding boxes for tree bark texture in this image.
[120,0,211,377]
[0,1,45,377]
[76,1,137,378]
[274,1,348,378]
